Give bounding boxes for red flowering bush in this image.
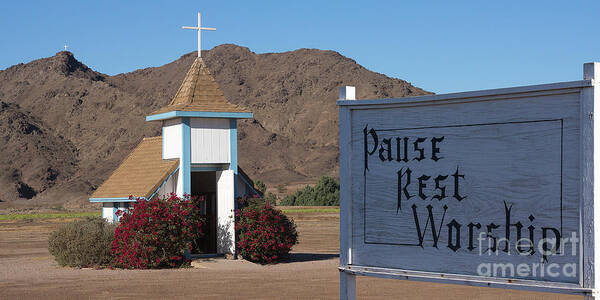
[112,194,204,269]
[235,203,298,264]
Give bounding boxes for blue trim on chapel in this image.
[229,119,238,174]
[90,197,140,203]
[191,166,224,172]
[146,111,253,122]
[181,117,191,195]
[112,202,119,222]
[239,173,260,196]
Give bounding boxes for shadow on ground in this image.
[282,253,339,263]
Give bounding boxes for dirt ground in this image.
[0,212,583,299]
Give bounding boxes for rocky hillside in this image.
[0,44,430,209]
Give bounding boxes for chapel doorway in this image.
[191,171,217,254]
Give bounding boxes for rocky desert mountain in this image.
[0,44,430,209]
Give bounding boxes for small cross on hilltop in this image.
[63,45,68,51]
[182,12,216,58]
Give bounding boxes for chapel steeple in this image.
[148,57,251,117]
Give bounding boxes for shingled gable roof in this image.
[149,57,251,116]
[90,136,179,199]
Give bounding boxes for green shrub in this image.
[237,194,272,209]
[255,180,267,194]
[280,176,340,206]
[264,192,278,205]
[48,217,116,267]
[277,184,285,194]
[235,203,298,264]
[249,179,277,205]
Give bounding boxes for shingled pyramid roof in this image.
[149,57,251,116]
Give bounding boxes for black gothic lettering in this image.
[363,126,378,174]
[452,166,466,201]
[418,175,430,200]
[447,219,461,252]
[397,168,413,212]
[433,175,447,201]
[413,137,426,161]
[467,222,481,251]
[487,223,500,253]
[431,136,444,161]
[411,204,447,248]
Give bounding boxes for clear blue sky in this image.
[0,1,599,94]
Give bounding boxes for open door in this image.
[191,171,217,254]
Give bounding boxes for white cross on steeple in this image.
[182,12,216,58]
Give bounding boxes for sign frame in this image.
[337,62,600,300]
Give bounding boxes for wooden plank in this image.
[190,118,230,164]
[162,118,182,159]
[582,62,600,300]
[340,92,356,300]
[337,64,600,296]
[340,105,353,266]
[350,92,582,283]
[216,170,235,254]
[340,265,591,296]
[337,80,593,107]
[340,270,356,300]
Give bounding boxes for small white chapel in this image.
[89,13,259,255]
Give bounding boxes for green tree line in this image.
[279,176,340,206]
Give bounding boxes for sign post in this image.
[338,63,599,299]
[339,86,357,300]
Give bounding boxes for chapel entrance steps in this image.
[190,253,223,259]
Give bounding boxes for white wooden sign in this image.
[338,62,600,299]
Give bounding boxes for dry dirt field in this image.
[0,211,583,299]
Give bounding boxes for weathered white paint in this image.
[352,97,580,283]
[340,99,357,299]
[162,118,182,160]
[102,203,114,223]
[216,170,235,254]
[162,118,185,196]
[156,171,178,199]
[338,63,599,298]
[583,62,600,300]
[190,118,230,164]
[342,265,590,295]
[339,86,356,101]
